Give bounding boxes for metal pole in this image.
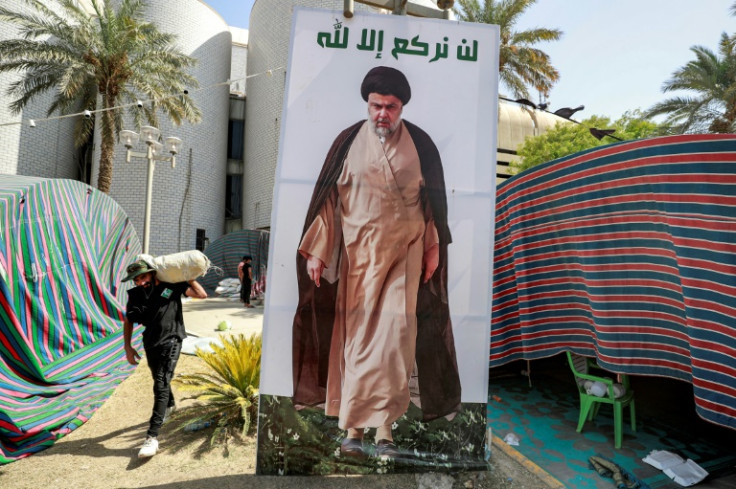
[143,144,155,254]
[344,0,354,17]
[393,0,407,15]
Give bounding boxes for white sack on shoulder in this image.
[139,250,211,283]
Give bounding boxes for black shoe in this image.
[375,439,401,460]
[340,437,365,458]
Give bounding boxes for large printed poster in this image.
[257,8,499,475]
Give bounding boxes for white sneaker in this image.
[138,437,158,458]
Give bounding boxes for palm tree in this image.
[454,0,562,99]
[645,33,736,134]
[728,2,736,47]
[0,0,201,193]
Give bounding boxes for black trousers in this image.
[144,337,182,438]
[241,280,252,304]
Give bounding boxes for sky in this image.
[205,0,735,121]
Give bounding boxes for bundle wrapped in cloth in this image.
[138,250,212,283]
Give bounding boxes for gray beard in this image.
[371,119,400,139]
[374,126,390,138]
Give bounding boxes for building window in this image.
[226,174,242,219]
[228,119,244,160]
[196,228,207,251]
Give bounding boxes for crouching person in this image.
[121,259,207,458]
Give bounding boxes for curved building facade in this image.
[497,99,570,180]
[0,1,78,180]
[93,0,232,255]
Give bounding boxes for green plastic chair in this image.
[566,352,636,449]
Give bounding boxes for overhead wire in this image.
[0,66,284,128]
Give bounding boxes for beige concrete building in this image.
[497,98,571,182]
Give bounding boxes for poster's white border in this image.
[260,7,499,403]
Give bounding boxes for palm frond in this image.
[647,35,736,134]
[173,334,262,440]
[454,0,561,98]
[0,0,201,193]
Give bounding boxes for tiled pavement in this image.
[487,355,736,489]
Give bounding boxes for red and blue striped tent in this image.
[492,134,736,430]
[0,176,140,463]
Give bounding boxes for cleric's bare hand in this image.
[306,255,325,287]
[422,244,439,283]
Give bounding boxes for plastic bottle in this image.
[184,420,212,432]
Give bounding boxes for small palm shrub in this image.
[174,333,261,443]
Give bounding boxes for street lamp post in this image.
[120,126,182,254]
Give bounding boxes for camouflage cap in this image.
[121,259,156,282]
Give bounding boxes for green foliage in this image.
[173,334,261,445]
[0,0,201,193]
[645,32,736,134]
[512,111,665,174]
[256,395,489,475]
[454,0,562,99]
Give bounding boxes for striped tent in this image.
[200,229,269,296]
[0,176,141,463]
[491,134,736,430]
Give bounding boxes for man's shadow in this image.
[5,421,150,467]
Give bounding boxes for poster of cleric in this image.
[256,8,499,475]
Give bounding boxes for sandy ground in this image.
[0,297,553,489]
[180,296,264,339]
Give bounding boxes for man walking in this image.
[291,66,461,459]
[238,255,254,308]
[122,259,207,458]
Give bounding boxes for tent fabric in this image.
[200,229,269,296]
[491,134,736,430]
[0,176,141,463]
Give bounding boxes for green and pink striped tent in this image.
[492,134,736,431]
[0,176,141,463]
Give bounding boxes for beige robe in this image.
[299,120,439,429]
